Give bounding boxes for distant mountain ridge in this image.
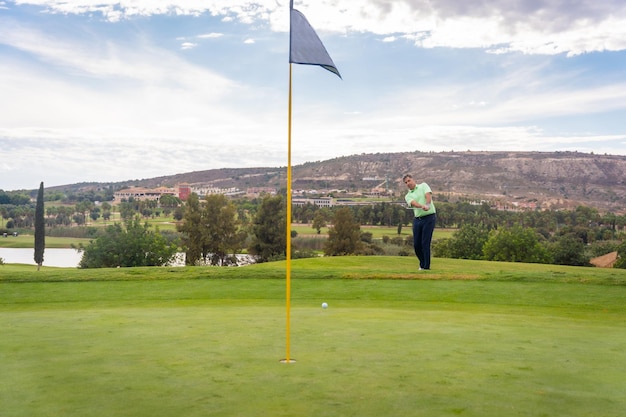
[50,151,626,213]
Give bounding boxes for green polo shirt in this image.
[405,182,436,218]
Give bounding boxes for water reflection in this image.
[0,248,83,268]
[0,248,254,268]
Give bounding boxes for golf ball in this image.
[321,302,328,309]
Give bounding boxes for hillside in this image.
[49,151,626,213]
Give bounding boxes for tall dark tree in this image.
[202,194,245,266]
[324,207,363,256]
[249,195,286,262]
[178,193,204,265]
[178,193,245,266]
[34,182,45,270]
[311,209,327,235]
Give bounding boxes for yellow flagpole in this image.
[282,63,294,363]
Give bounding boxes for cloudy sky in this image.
[1,0,625,190]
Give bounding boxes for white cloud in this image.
[0,134,287,189]
[12,0,283,24]
[0,19,237,87]
[197,32,223,39]
[2,0,625,190]
[180,42,197,50]
[288,121,626,166]
[357,57,626,129]
[9,0,626,55]
[0,19,283,157]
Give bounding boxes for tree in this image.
[34,182,45,270]
[97,202,112,223]
[614,241,626,269]
[482,225,551,263]
[90,207,101,222]
[119,201,136,220]
[448,224,490,260]
[324,207,362,256]
[173,206,185,221]
[178,193,204,265]
[178,194,245,266]
[550,235,589,266]
[312,210,328,234]
[202,194,245,266]
[75,200,94,224]
[249,195,286,262]
[78,217,177,268]
[159,193,181,209]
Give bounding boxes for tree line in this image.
[3,188,626,269]
[80,194,626,269]
[76,194,373,267]
[0,196,182,232]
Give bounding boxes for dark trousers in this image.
[412,214,436,269]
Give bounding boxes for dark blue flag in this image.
[289,1,341,78]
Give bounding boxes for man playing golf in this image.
[403,174,436,270]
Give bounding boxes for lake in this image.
[0,248,83,268]
[0,248,253,268]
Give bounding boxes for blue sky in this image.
[1,0,625,190]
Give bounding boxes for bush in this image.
[160,230,182,247]
[587,240,620,258]
[293,236,326,252]
[292,249,318,259]
[549,235,589,266]
[614,241,626,269]
[357,243,385,255]
[432,238,452,258]
[483,226,551,264]
[77,218,178,268]
[447,224,489,260]
[47,227,102,239]
[360,231,373,244]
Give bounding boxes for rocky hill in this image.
[292,151,626,213]
[51,151,626,214]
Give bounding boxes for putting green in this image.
[2,277,625,417]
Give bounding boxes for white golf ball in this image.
[321,302,328,309]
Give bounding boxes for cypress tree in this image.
[34,181,45,270]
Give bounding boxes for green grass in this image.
[144,216,179,232]
[2,224,451,248]
[292,224,455,239]
[0,234,92,248]
[2,256,626,285]
[1,257,625,417]
[83,213,179,232]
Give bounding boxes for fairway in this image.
[1,259,626,417]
